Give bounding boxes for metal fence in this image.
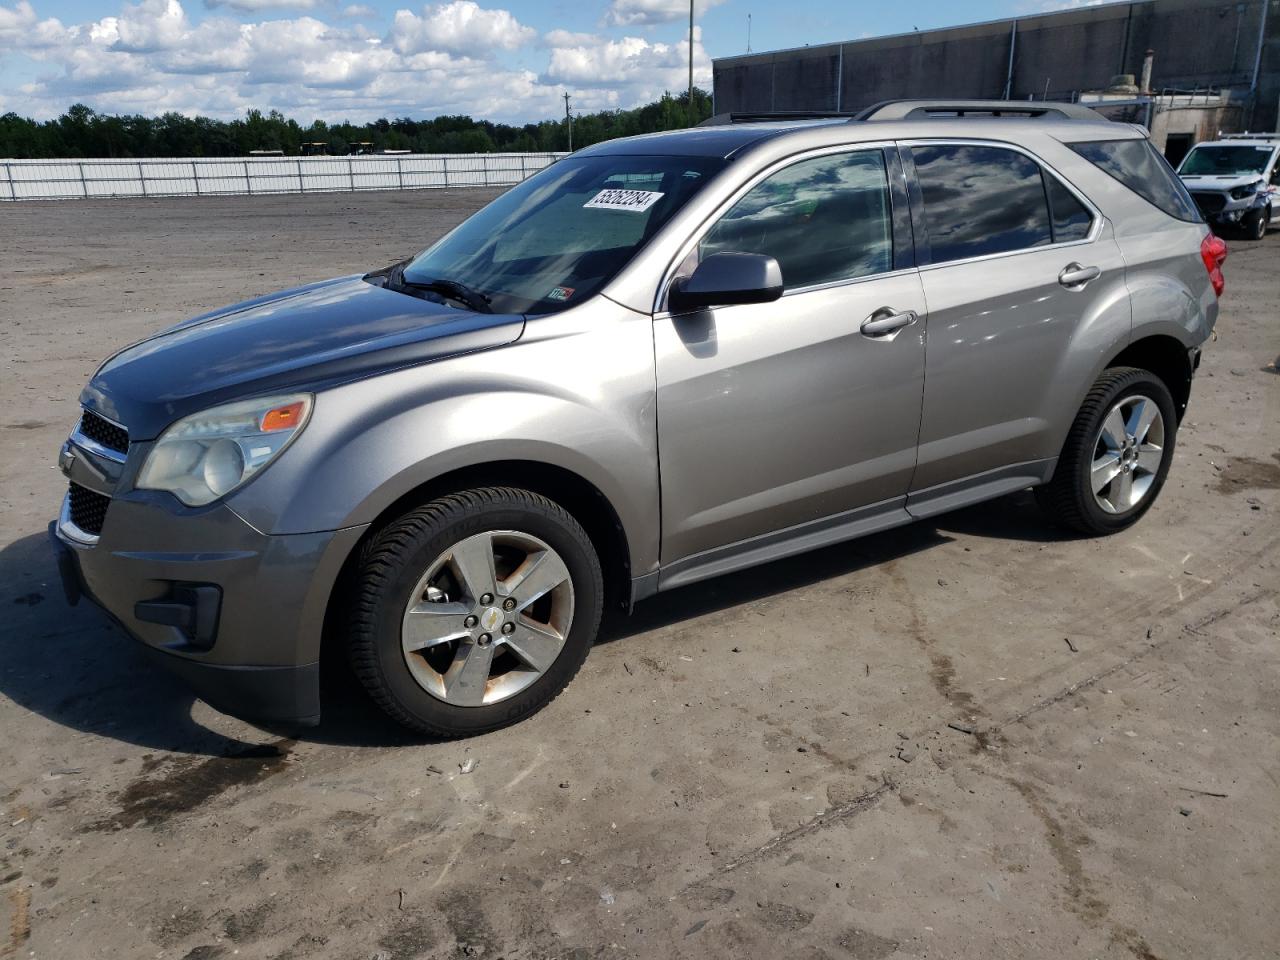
[0,152,566,201]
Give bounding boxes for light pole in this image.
[688,0,695,124]
[563,91,573,152]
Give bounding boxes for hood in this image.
[82,275,524,440]
[1178,173,1265,190]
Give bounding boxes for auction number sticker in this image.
[584,188,664,212]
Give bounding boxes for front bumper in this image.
[1189,190,1266,224]
[51,493,366,726]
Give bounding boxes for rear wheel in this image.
[348,487,603,737]
[1035,367,1177,535]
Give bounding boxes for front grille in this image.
[68,482,110,536]
[1190,192,1227,216]
[78,409,128,455]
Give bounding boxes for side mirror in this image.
[668,252,784,313]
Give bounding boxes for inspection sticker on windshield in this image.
[584,188,664,212]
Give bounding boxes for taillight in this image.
[1201,233,1228,297]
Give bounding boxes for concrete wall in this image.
[714,0,1278,131]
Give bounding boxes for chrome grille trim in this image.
[71,412,128,464]
[57,491,100,546]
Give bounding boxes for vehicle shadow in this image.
[0,491,1074,754]
[929,488,1083,544]
[0,529,246,756]
[603,489,1074,642]
[0,529,415,755]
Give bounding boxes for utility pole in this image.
[563,92,573,152]
[688,0,695,124]
[747,13,752,53]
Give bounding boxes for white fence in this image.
[0,152,566,201]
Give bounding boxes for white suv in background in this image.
[1177,134,1280,240]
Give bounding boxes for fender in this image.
[1048,221,1215,457]
[226,298,663,578]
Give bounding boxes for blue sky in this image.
[0,0,1082,122]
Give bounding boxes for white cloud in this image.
[543,28,596,47]
[543,26,710,96]
[602,0,723,28]
[1025,0,1107,10]
[390,0,533,56]
[0,0,710,124]
[204,0,322,12]
[0,0,69,49]
[0,0,35,34]
[110,0,190,52]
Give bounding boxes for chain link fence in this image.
[0,152,566,201]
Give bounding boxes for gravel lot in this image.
[0,189,1277,960]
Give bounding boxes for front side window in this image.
[699,150,894,290]
[403,155,725,314]
[910,144,1053,263]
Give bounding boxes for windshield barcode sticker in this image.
[584,188,664,212]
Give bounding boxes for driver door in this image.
[653,146,927,581]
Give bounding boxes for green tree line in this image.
[0,89,712,159]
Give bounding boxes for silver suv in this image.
[51,100,1224,736]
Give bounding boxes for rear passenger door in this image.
[901,140,1130,509]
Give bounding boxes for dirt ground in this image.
[0,189,1277,960]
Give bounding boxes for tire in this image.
[348,486,603,737]
[1035,367,1178,536]
[1240,205,1269,241]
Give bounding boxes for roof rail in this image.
[857,99,1103,122]
[698,111,863,127]
[1219,131,1280,140]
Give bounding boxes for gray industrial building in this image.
[712,0,1278,153]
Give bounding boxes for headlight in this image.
[137,393,312,506]
[1230,181,1263,200]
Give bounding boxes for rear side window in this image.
[910,144,1052,263]
[1068,138,1201,222]
[700,150,893,290]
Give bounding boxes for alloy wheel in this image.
[1090,394,1165,515]
[400,530,575,706]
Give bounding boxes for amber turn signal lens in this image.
[260,401,306,432]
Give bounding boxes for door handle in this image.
[860,308,918,338]
[1058,262,1101,288]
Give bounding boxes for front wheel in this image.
[1035,367,1177,535]
[1240,205,1270,241]
[348,487,603,737]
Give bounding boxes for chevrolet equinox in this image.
[51,100,1225,736]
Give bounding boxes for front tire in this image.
[348,487,603,737]
[1241,205,1269,241]
[1035,367,1177,536]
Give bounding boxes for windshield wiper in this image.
[408,277,494,314]
[384,262,493,313]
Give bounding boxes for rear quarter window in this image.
[1068,138,1201,222]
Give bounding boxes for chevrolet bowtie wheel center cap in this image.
[479,607,504,633]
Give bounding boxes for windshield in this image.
[403,154,726,314]
[1179,144,1274,177]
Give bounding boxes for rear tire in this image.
[1035,367,1177,536]
[348,486,603,737]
